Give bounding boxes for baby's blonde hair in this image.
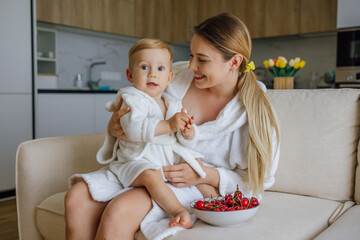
[194,13,280,195]
[128,38,173,69]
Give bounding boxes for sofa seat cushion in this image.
[314,205,360,240]
[37,192,66,240]
[37,191,343,240]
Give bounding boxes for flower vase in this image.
[273,77,294,89]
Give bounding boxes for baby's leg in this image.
[131,169,192,228]
[196,183,219,198]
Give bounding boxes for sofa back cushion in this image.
[355,138,360,204]
[267,89,360,201]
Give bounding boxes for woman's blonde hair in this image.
[128,38,173,69]
[194,13,280,194]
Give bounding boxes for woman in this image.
[65,13,280,240]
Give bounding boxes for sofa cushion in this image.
[314,205,360,240]
[37,192,66,240]
[267,89,360,201]
[355,139,360,204]
[37,191,343,240]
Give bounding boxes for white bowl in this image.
[190,199,260,227]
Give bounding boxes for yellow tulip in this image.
[278,56,288,65]
[294,62,300,69]
[263,60,269,68]
[299,60,306,68]
[275,59,281,68]
[279,60,286,68]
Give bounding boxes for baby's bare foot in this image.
[169,210,192,229]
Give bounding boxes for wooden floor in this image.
[0,198,19,240]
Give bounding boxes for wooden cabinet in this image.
[264,0,300,38]
[101,0,135,37]
[36,0,337,41]
[37,0,136,37]
[300,0,337,33]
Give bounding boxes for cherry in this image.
[226,197,234,207]
[195,200,205,210]
[241,198,249,208]
[225,194,232,200]
[234,184,243,199]
[251,197,259,207]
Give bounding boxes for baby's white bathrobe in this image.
[99,85,206,188]
[69,84,206,240]
[69,61,280,240]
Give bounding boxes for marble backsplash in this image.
[50,23,336,90]
[54,25,190,89]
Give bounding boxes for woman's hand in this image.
[162,159,205,188]
[107,98,131,138]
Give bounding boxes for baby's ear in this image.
[126,68,133,83]
[167,71,174,85]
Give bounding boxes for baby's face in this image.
[127,48,173,99]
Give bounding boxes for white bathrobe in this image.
[99,85,206,188]
[69,61,280,240]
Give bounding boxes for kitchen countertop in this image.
[38,88,118,94]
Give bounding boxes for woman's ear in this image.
[230,54,243,72]
[126,68,133,83]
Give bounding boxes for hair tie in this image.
[243,61,255,73]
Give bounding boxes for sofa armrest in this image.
[16,133,104,240]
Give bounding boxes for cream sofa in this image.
[16,89,360,240]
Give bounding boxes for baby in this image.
[102,38,214,228]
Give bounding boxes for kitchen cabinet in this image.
[37,26,57,74]
[36,0,338,41]
[134,0,172,41]
[36,92,117,138]
[264,0,300,38]
[94,94,117,133]
[0,1,32,93]
[0,94,33,192]
[37,94,94,138]
[100,0,135,37]
[37,0,136,37]
[300,0,337,33]
[0,0,33,193]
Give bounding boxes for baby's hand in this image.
[168,110,192,132]
[181,115,195,140]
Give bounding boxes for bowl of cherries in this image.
[190,185,259,227]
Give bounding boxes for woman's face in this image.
[189,34,232,89]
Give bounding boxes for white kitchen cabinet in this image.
[0,0,32,94]
[0,0,33,193]
[37,94,94,138]
[0,94,33,191]
[37,92,117,138]
[94,94,117,133]
[337,0,360,29]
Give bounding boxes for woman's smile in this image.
[194,73,205,80]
